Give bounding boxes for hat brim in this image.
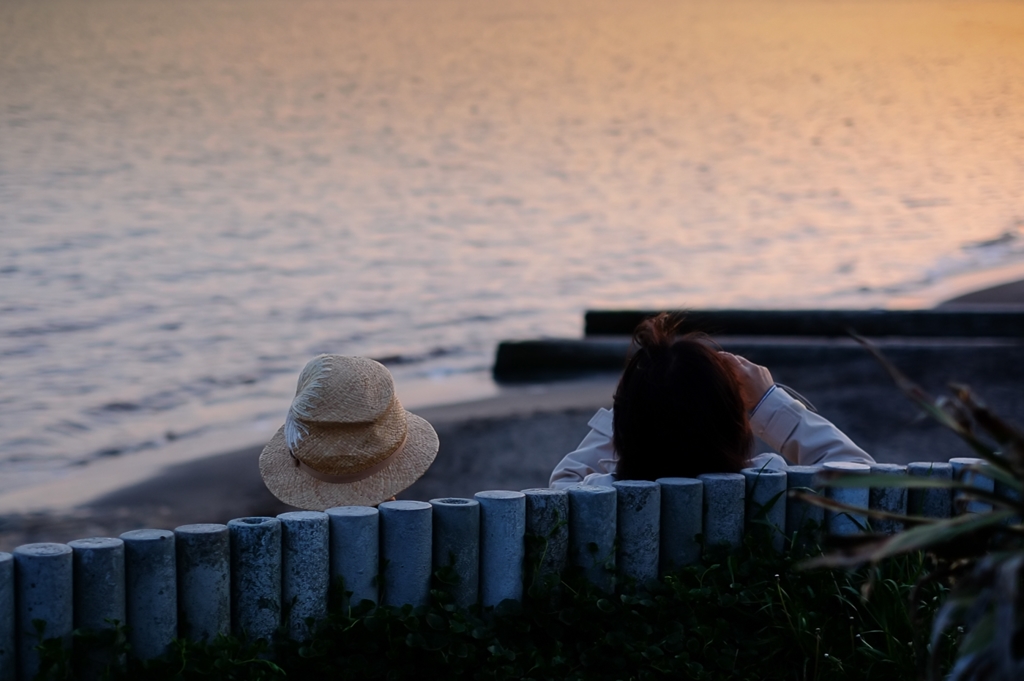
[259,411,439,510]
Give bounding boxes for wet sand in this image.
[1,282,1022,551]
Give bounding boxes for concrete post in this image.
[656,478,702,572]
[175,524,230,642]
[823,462,870,535]
[0,553,12,681]
[68,538,126,632]
[228,517,281,640]
[697,473,745,550]
[13,543,73,681]
[741,468,787,553]
[378,501,432,608]
[612,480,660,584]
[868,464,908,534]
[950,458,994,514]
[429,498,479,609]
[121,529,176,661]
[522,488,569,584]
[475,491,526,606]
[785,466,824,537]
[277,512,330,640]
[566,485,616,592]
[994,479,1021,525]
[907,462,953,519]
[326,507,379,608]
[68,538,125,681]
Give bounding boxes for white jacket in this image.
[549,385,874,489]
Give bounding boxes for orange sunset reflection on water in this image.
[0,0,1023,478]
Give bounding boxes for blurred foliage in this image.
[797,335,1024,680]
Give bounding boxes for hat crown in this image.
[285,355,403,461]
[293,355,395,424]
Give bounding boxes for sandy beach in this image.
[0,375,618,550]
[1,281,1022,552]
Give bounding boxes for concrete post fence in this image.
[950,458,994,514]
[3,457,1005,678]
[613,480,660,584]
[175,524,230,642]
[868,464,908,534]
[1,553,13,681]
[475,491,526,606]
[378,500,432,608]
[656,478,702,573]
[566,484,617,592]
[277,512,329,641]
[907,462,953,518]
[429,498,480,609]
[697,473,745,549]
[13,544,73,681]
[522,488,569,583]
[121,529,176,662]
[785,466,824,537]
[228,516,281,640]
[823,462,871,535]
[326,507,378,608]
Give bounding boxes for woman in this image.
[550,314,873,488]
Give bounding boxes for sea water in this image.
[1,0,1023,491]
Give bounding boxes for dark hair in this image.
[612,313,752,481]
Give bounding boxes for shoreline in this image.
[2,278,1023,551]
[0,374,620,550]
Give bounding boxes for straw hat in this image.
[259,355,439,509]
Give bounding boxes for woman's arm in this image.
[749,387,873,465]
[723,352,873,466]
[549,408,619,489]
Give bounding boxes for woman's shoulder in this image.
[587,407,614,437]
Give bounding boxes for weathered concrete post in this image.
[475,491,526,606]
[175,524,230,642]
[228,517,281,640]
[785,466,824,537]
[823,462,870,535]
[697,473,745,550]
[656,478,702,572]
[429,498,480,609]
[995,478,1021,525]
[907,462,953,518]
[68,538,126,632]
[868,464,908,534]
[566,484,616,592]
[950,457,994,514]
[612,480,660,584]
[741,468,787,552]
[121,530,176,660]
[0,553,12,681]
[69,537,126,679]
[522,488,569,585]
[378,500,432,608]
[278,511,330,640]
[13,543,73,681]
[326,507,379,608]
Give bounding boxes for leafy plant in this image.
[795,335,1024,680]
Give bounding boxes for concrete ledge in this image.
[584,309,1024,338]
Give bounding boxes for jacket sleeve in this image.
[749,386,874,466]
[549,408,618,489]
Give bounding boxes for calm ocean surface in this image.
[2,0,1023,492]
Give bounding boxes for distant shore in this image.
[2,280,1023,551]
